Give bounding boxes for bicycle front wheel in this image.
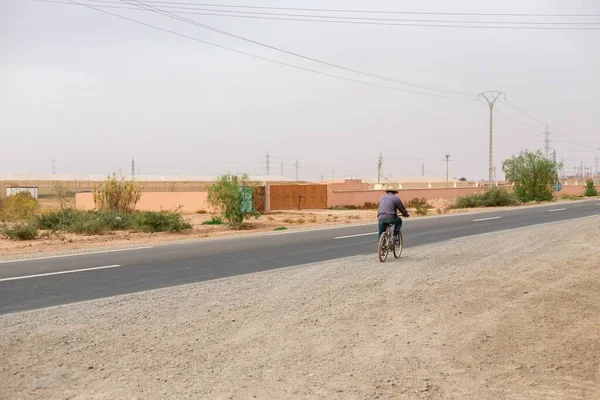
[393,231,403,258]
[378,232,389,262]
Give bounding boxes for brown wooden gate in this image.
[269,184,327,210]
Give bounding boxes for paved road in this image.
[1,200,598,314]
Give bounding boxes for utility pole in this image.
[421,164,425,177]
[280,160,284,177]
[295,160,300,181]
[377,151,383,184]
[264,151,271,175]
[131,158,136,177]
[580,160,584,178]
[478,91,505,187]
[543,125,552,159]
[445,154,451,187]
[595,156,599,178]
[52,159,56,175]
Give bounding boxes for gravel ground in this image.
[1,216,599,399]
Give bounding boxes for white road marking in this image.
[0,246,153,264]
[548,208,567,212]
[0,265,122,282]
[334,232,377,240]
[472,216,502,222]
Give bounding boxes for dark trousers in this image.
[378,216,402,239]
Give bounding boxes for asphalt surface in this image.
[1,200,598,314]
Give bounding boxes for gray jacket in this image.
[377,193,409,220]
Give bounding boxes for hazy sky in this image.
[1,0,599,180]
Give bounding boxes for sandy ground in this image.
[1,216,599,399]
[1,197,590,260]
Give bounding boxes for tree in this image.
[459,177,467,182]
[584,179,598,197]
[502,150,560,202]
[52,182,70,210]
[207,173,260,227]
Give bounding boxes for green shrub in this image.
[0,192,38,222]
[407,197,432,216]
[2,222,38,240]
[453,188,519,209]
[202,215,224,225]
[131,211,191,233]
[207,173,260,227]
[274,226,287,231]
[584,179,598,197]
[36,209,131,233]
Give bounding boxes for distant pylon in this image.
[52,159,56,175]
[295,160,300,181]
[264,151,271,175]
[132,159,136,176]
[377,152,383,183]
[543,125,552,159]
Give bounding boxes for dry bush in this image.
[0,192,38,222]
[93,175,142,212]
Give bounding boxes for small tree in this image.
[502,150,560,202]
[52,182,70,210]
[93,174,142,212]
[584,179,598,197]
[207,173,260,227]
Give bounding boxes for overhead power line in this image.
[500,98,600,148]
[36,0,600,25]
[58,0,481,100]
[58,0,476,100]
[36,1,600,30]
[123,0,474,96]
[59,1,600,18]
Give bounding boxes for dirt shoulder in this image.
[2,216,599,399]
[1,197,593,260]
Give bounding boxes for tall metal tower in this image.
[295,160,300,181]
[131,159,136,176]
[264,151,271,175]
[444,154,451,187]
[377,151,383,183]
[543,125,552,159]
[478,91,505,187]
[52,159,56,175]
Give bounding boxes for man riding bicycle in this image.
[377,187,409,242]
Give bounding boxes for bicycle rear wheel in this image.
[393,231,403,258]
[378,232,389,262]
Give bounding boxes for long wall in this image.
[74,183,593,212]
[328,186,490,208]
[76,192,215,213]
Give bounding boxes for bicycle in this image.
[378,222,403,262]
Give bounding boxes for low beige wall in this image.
[76,192,214,213]
[328,185,592,208]
[328,186,490,208]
